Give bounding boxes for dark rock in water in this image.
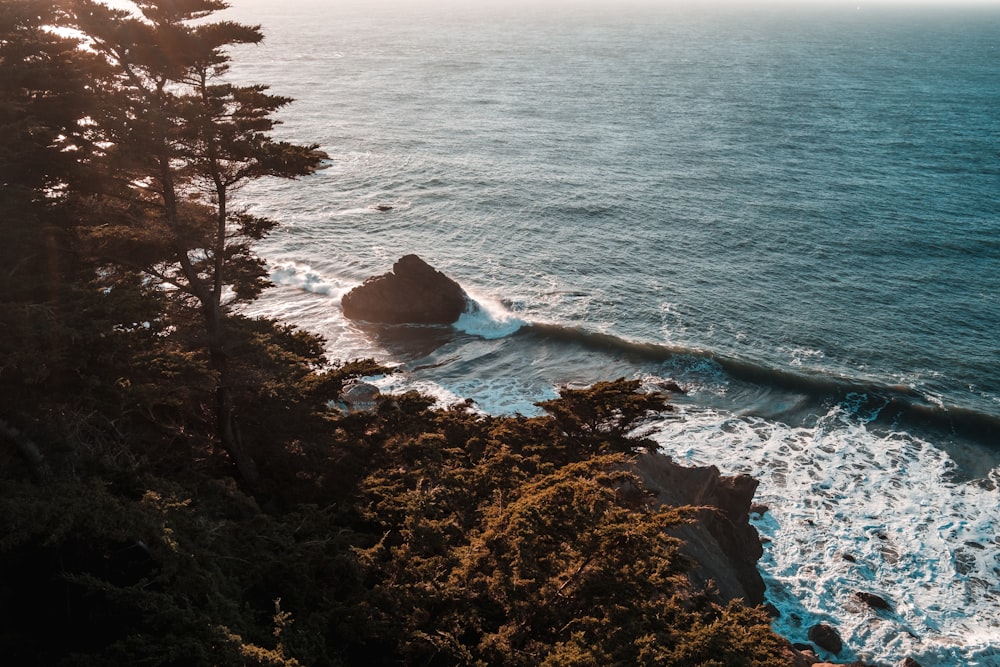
[341,254,468,324]
[855,591,893,612]
[841,553,857,563]
[371,204,393,211]
[341,382,380,412]
[655,379,686,394]
[750,503,769,517]
[902,658,925,667]
[808,623,843,655]
[636,453,766,605]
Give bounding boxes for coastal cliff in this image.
[634,454,877,666]
[635,453,766,606]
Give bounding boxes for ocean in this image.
[221,1,1000,664]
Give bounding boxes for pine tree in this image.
[68,0,326,484]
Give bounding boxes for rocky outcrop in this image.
[341,255,468,324]
[855,591,892,612]
[634,452,766,605]
[808,623,844,655]
[341,382,380,412]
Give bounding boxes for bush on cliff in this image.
[1,379,787,666]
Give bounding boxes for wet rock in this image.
[655,379,686,394]
[808,623,843,655]
[341,254,468,324]
[841,553,857,563]
[341,382,380,412]
[902,658,924,667]
[871,531,901,564]
[855,591,893,612]
[636,453,765,605]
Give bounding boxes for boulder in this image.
[808,623,843,655]
[854,591,892,612]
[341,382,380,412]
[341,255,468,324]
[635,452,766,605]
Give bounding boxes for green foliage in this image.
[344,381,787,667]
[0,0,105,195]
[537,378,673,455]
[70,0,325,309]
[54,0,330,485]
[2,358,790,667]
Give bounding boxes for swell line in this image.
[518,322,1000,446]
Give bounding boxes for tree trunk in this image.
[205,307,259,486]
[216,382,258,486]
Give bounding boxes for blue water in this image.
[223,2,1000,664]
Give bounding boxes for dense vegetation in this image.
[1,1,789,664]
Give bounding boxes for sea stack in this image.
[341,254,468,324]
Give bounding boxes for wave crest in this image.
[268,261,351,298]
[454,293,525,339]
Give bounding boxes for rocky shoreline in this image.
[634,453,927,667]
[342,256,926,667]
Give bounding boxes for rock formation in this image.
[808,623,844,655]
[341,255,468,324]
[855,591,892,612]
[634,452,766,605]
[341,382,380,412]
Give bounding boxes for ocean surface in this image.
[220,1,1000,664]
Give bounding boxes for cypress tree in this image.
[67,0,326,484]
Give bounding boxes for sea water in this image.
[220,1,1000,664]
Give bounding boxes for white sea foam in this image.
[788,346,826,367]
[648,404,1000,667]
[656,354,729,396]
[268,261,352,299]
[368,374,468,410]
[454,293,525,340]
[330,207,375,217]
[369,371,558,416]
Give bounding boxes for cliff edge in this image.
[634,452,766,606]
